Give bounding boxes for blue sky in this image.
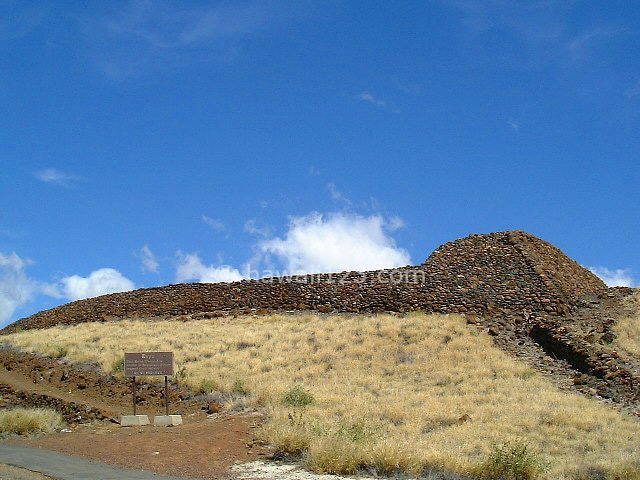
[1,0,639,325]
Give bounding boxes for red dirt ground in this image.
[8,415,270,480]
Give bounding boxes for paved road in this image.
[0,445,199,480]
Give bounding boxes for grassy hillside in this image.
[2,313,639,479]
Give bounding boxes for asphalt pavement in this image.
[0,445,198,480]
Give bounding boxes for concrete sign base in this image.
[120,415,150,426]
[153,415,183,427]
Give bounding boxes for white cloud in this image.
[33,168,78,186]
[61,268,135,301]
[355,92,387,109]
[0,251,135,322]
[244,219,272,237]
[175,253,243,283]
[327,182,352,206]
[91,1,311,78]
[0,253,37,324]
[259,212,411,274]
[566,28,624,59]
[106,1,280,50]
[139,245,158,273]
[202,215,226,233]
[0,252,60,325]
[588,267,636,287]
[449,1,568,42]
[448,2,628,68]
[386,215,406,231]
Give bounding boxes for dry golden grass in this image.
[614,291,640,360]
[0,407,63,435]
[3,313,640,479]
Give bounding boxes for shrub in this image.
[306,436,364,475]
[111,357,124,374]
[477,441,546,480]
[258,411,312,455]
[366,440,421,477]
[283,385,314,407]
[232,378,247,394]
[198,379,219,394]
[0,407,63,435]
[336,420,375,443]
[48,345,68,359]
[174,364,188,384]
[518,368,536,380]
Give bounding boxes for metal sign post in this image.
[164,375,169,416]
[132,376,137,415]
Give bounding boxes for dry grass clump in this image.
[474,441,547,480]
[614,291,640,360]
[3,313,640,479]
[0,407,63,435]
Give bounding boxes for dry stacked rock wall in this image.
[2,230,606,333]
[508,231,605,304]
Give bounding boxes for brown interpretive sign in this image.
[124,352,175,417]
[124,352,174,377]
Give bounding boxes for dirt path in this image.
[7,416,268,480]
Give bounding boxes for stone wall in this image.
[1,230,607,333]
[508,231,605,304]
